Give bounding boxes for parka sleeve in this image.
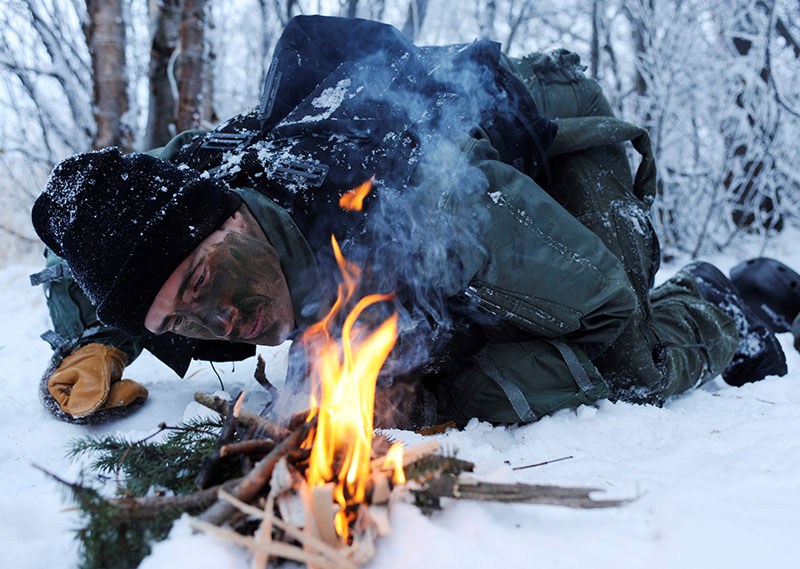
[437,132,637,359]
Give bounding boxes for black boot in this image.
[730,257,800,333]
[686,261,787,386]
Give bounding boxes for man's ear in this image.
[224,206,248,231]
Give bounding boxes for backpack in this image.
[173,15,558,255]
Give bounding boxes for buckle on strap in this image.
[30,264,71,286]
[41,325,106,353]
[40,330,67,350]
[201,131,256,151]
[272,159,329,187]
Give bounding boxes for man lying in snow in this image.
[30,15,800,427]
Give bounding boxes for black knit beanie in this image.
[32,147,242,336]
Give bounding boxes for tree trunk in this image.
[346,0,358,19]
[145,0,180,149]
[401,0,429,42]
[631,0,654,98]
[176,0,207,132]
[590,0,601,79]
[203,3,217,126]
[479,0,496,40]
[84,0,129,150]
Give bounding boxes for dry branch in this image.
[108,477,244,519]
[196,392,246,488]
[422,474,628,509]
[200,420,313,526]
[220,439,277,458]
[194,392,290,440]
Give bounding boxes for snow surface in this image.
[2,237,800,569]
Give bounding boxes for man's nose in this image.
[197,307,238,338]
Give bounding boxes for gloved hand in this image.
[47,343,148,418]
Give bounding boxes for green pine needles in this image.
[59,417,226,569]
[69,417,223,496]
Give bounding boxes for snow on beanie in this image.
[32,147,242,336]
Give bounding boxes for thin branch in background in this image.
[505,0,533,54]
[766,0,800,120]
[0,224,38,244]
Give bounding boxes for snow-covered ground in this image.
[2,236,800,569]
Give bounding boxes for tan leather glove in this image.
[47,343,148,418]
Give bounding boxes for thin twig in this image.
[190,518,351,569]
[194,392,290,441]
[196,392,246,489]
[199,419,315,526]
[512,455,574,471]
[217,490,356,569]
[220,439,276,458]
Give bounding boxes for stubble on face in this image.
[193,229,294,344]
[148,205,295,345]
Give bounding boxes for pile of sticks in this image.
[191,392,440,568]
[188,392,628,569]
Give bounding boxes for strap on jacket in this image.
[30,263,71,286]
[475,350,538,423]
[545,338,597,393]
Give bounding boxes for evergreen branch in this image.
[34,465,179,569]
[68,418,224,496]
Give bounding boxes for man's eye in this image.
[195,267,207,290]
[172,315,185,330]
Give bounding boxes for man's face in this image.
[144,207,295,345]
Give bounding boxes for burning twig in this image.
[370,440,439,472]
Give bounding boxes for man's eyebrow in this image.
[154,258,201,334]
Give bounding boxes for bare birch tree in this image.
[85,0,130,149]
[402,0,429,41]
[146,0,181,148]
[176,0,207,132]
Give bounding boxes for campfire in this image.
[190,226,445,568]
[301,233,403,544]
[178,180,626,567]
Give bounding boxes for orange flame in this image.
[382,442,406,485]
[338,178,373,211]
[302,234,400,542]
